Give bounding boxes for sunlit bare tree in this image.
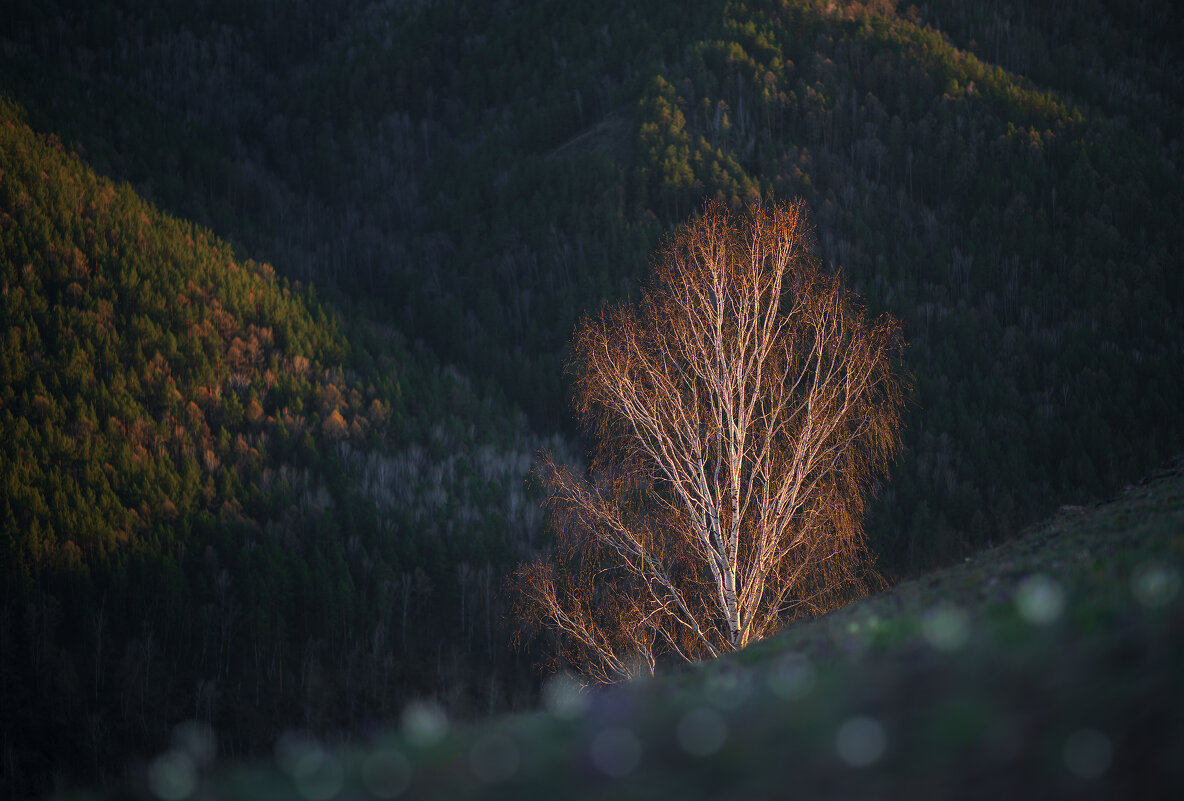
[515,200,908,684]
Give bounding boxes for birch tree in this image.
[515,200,907,684]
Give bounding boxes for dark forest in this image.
[1,0,1181,797]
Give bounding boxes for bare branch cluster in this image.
[514,199,908,684]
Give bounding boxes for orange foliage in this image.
[514,200,908,683]
[245,399,265,425]
[317,383,344,413]
[322,409,348,440]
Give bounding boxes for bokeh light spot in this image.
[835,716,887,767]
[1131,562,1180,609]
[401,702,448,747]
[543,671,589,719]
[147,751,196,801]
[1015,574,1064,625]
[922,603,970,651]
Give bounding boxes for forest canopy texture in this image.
[0,0,1182,795]
[0,99,550,792]
[516,201,907,683]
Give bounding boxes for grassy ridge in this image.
[107,461,1184,800]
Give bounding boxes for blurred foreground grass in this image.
[84,463,1183,800]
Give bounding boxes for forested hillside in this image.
[102,462,1184,801]
[4,0,1179,574]
[629,0,1184,567]
[0,101,560,794]
[1,0,1182,795]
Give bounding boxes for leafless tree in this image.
[514,200,907,684]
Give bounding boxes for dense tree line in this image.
[0,102,557,796]
[629,0,1183,568]
[3,0,1177,571]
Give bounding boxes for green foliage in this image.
[1,0,1182,793]
[624,0,1184,572]
[0,100,551,796]
[6,0,1171,577]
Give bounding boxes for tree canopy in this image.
[517,200,907,682]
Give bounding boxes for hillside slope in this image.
[119,461,1184,799]
[0,100,558,796]
[2,0,1181,577]
[1,0,1182,795]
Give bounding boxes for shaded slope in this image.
[122,460,1184,799]
[630,0,1184,570]
[3,0,1180,579]
[0,99,557,796]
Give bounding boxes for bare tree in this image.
[514,200,907,684]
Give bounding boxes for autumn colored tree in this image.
[516,200,908,683]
